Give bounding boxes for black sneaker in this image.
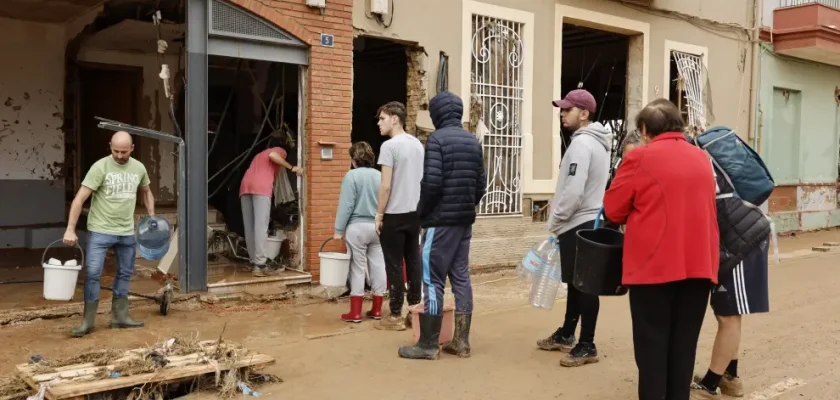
[536,329,575,352]
[559,342,599,367]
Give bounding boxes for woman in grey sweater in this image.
[334,142,387,322]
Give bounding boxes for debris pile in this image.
[9,333,278,399]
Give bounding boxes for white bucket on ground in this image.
[43,258,82,301]
[265,232,286,260]
[318,251,351,287]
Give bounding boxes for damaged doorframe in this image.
[96,117,189,292]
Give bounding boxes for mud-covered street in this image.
[1,231,838,399]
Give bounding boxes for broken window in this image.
[669,50,714,132]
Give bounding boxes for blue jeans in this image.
[85,232,136,302]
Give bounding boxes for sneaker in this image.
[690,382,721,399]
[261,267,281,276]
[375,314,407,331]
[537,329,576,352]
[558,342,599,367]
[252,266,267,277]
[720,373,744,397]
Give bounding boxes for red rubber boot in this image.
[342,296,363,323]
[366,296,384,320]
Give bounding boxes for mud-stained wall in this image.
[0,17,67,228]
[0,17,66,181]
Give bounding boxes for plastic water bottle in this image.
[517,236,557,282]
[529,244,563,310]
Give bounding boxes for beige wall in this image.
[353,0,754,189]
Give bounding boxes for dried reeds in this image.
[0,376,28,399]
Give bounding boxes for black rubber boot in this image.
[398,313,442,360]
[110,297,144,329]
[70,301,99,338]
[442,312,472,358]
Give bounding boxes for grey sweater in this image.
[549,122,613,235]
[334,167,381,234]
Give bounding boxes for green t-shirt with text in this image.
[82,156,150,236]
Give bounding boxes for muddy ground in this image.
[0,230,838,399]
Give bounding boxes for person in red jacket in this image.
[603,98,719,400]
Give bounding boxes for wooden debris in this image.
[813,246,832,252]
[16,340,275,400]
[824,241,839,247]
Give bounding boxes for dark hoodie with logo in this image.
[416,91,487,228]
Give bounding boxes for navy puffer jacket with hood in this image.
[417,91,487,228]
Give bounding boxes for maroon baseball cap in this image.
[552,89,597,114]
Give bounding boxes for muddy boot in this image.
[720,373,744,397]
[70,301,99,338]
[442,312,472,358]
[341,296,363,323]
[398,313,442,360]
[537,328,576,352]
[375,314,407,331]
[559,342,599,367]
[365,296,384,320]
[110,297,144,329]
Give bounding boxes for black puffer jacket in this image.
[684,133,771,276]
[715,164,772,275]
[417,91,487,228]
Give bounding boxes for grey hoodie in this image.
[549,122,613,235]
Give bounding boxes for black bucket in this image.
[573,228,628,296]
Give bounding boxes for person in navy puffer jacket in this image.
[398,91,486,361]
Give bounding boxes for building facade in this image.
[6,0,831,292]
[759,0,840,232]
[353,0,756,267]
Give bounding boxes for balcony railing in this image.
[781,0,840,8]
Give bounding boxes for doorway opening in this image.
[203,56,304,274]
[352,36,408,162]
[77,64,144,179]
[560,23,631,168]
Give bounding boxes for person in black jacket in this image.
[398,91,486,360]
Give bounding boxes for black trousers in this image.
[558,221,600,344]
[379,212,422,315]
[629,279,712,400]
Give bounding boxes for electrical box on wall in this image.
[370,0,389,14]
[306,0,326,8]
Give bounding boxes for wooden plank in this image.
[29,354,205,383]
[16,341,219,375]
[46,354,275,399]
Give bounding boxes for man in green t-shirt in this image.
[63,131,155,338]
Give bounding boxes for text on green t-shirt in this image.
[82,156,150,236]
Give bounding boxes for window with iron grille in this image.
[471,14,525,215]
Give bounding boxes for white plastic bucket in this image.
[264,232,286,260]
[42,240,84,301]
[318,238,351,287]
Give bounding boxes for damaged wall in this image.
[0,17,67,228]
[759,46,840,232]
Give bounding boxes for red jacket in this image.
[604,132,719,285]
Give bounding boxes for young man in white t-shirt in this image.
[374,101,425,331]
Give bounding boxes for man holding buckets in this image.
[540,89,613,368]
[63,131,155,338]
[398,91,486,360]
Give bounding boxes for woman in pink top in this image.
[240,147,302,276]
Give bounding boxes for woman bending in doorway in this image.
[240,146,302,277]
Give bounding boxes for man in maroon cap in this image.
[537,89,613,368]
